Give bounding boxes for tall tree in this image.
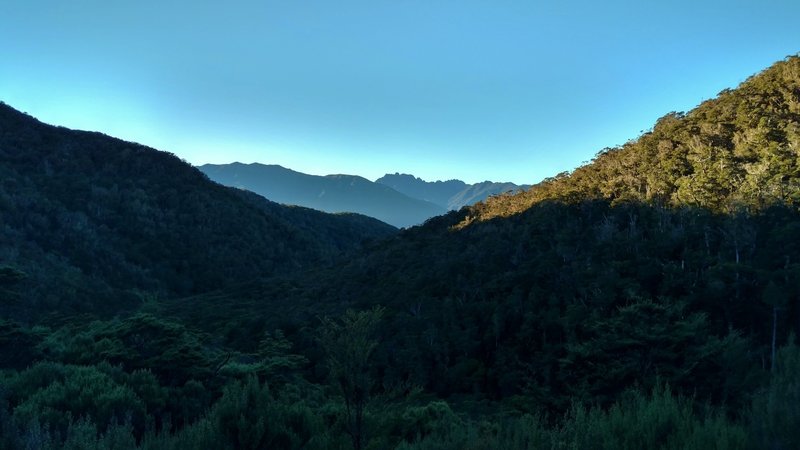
[319,306,385,450]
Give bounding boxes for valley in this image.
[1,55,799,449]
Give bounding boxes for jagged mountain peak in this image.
[199,163,445,228]
[375,172,527,211]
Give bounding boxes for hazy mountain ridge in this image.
[199,163,446,228]
[375,172,529,210]
[0,103,396,319]
[374,173,466,207]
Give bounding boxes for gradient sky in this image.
[1,1,798,184]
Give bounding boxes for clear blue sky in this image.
[1,1,798,185]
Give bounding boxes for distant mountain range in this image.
[198,164,528,227]
[198,163,445,228]
[375,173,528,210]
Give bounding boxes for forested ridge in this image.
[2,55,800,449]
[0,103,395,320]
[464,55,800,223]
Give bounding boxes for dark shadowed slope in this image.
[163,54,800,417]
[199,163,446,228]
[3,56,800,450]
[0,103,396,319]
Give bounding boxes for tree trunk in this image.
[771,305,778,372]
[354,400,364,450]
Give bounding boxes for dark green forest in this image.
[1,55,800,449]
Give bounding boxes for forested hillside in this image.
[2,56,800,450]
[0,104,395,320]
[463,55,800,223]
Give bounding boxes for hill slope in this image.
[162,55,800,416]
[462,55,800,224]
[0,103,396,319]
[199,163,446,228]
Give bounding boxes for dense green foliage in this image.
[464,55,800,223]
[2,55,800,449]
[0,104,395,320]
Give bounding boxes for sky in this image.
[1,1,798,185]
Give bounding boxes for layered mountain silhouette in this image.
[0,103,395,319]
[199,163,447,228]
[199,164,528,227]
[375,173,528,210]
